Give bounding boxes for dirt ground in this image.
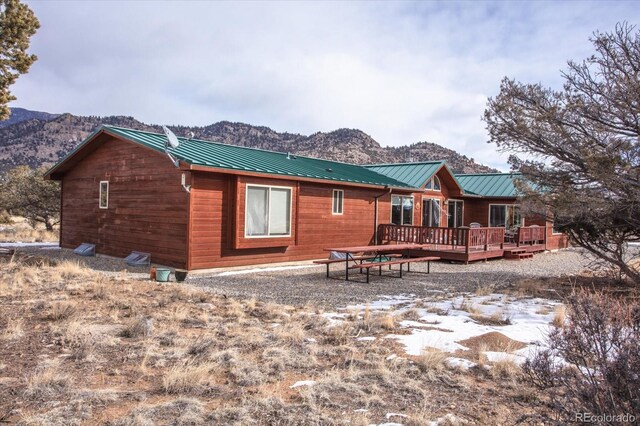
[0,251,567,425]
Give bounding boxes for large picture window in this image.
[489,204,522,229]
[245,185,292,237]
[422,198,441,227]
[391,195,413,225]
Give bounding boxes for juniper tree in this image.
[0,165,59,230]
[0,0,40,120]
[484,23,640,283]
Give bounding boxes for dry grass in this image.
[0,254,557,425]
[48,301,77,321]
[0,220,58,243]
[1,317,24,340]
[475,283,496,296]
[552,304,567,327]
[415,348,448,375]
[470,308,512,326]
[490,359,523,381]
[24,363,71,399]
[119,316,154,338]
[162,362,215,394]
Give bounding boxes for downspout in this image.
[374,185,391,244]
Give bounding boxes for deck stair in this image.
[504,248,533,260]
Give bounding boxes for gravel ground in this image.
[188,249,592,307]
[12,245,593,308]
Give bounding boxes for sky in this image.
[11,1,640,170]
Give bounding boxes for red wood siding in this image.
[60,136,189,268]
[188,173,388,269]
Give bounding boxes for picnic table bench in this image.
[313,254,402,278]
[349,256,440,283]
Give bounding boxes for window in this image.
[552,214,563,234]
[245,185,292,237]
[422,199,441,227]
[489,204,523,229]
[391,195,413,225]
[332,189,343,215]
[447,200,463,228]
[99,181,109,209]
[425,176,441,191]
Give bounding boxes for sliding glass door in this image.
[422,198,441,227]
[447,200,463,228]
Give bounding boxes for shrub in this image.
[523,290,640,418]
[119,316,154,338]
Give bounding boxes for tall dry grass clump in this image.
[162,362,215,394]
[24,363,71,399]
[119,316,154,338]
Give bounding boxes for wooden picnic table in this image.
[322,243,426,281]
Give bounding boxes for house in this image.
[45,125,568,269]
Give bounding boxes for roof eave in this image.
[184,163,416,191]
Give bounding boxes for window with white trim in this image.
[332,189,344,215]
[489,204,522,229]
[424,176,441,191]
[391,195,413,225]
[245,185,292,237]
[99,181,109,209]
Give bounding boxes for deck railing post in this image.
[465,228,470,254]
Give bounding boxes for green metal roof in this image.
[47,125,415,189]
[454,173,521,198]
[364,161,444,188]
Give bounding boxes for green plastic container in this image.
[156,268,171,282]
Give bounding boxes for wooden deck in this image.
[378,224,547,263]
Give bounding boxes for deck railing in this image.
[515,226,547,246]
[378,224,546,251]
[377,224,505,253]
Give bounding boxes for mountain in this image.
[0,107,60,128]
[0,108,497,174]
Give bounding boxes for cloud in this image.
[12,1,640,170]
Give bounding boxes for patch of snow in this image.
[385,413,409,419]
[290,380,316,388]
[354,409,369,413]
[0,242,58,247]
[445,357,477,370]
[357,336,376,341]
[217,265,316,276]
[387,294,559,356]
[305,338,317,343]
[484,351,527,365]
[347,294,416,311]
[385,354,397,361]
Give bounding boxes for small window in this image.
[425,176,441,191]
[332,189,344,215]
[245,185,292,237]
[432,176,441,191]
[99,181,109,209]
